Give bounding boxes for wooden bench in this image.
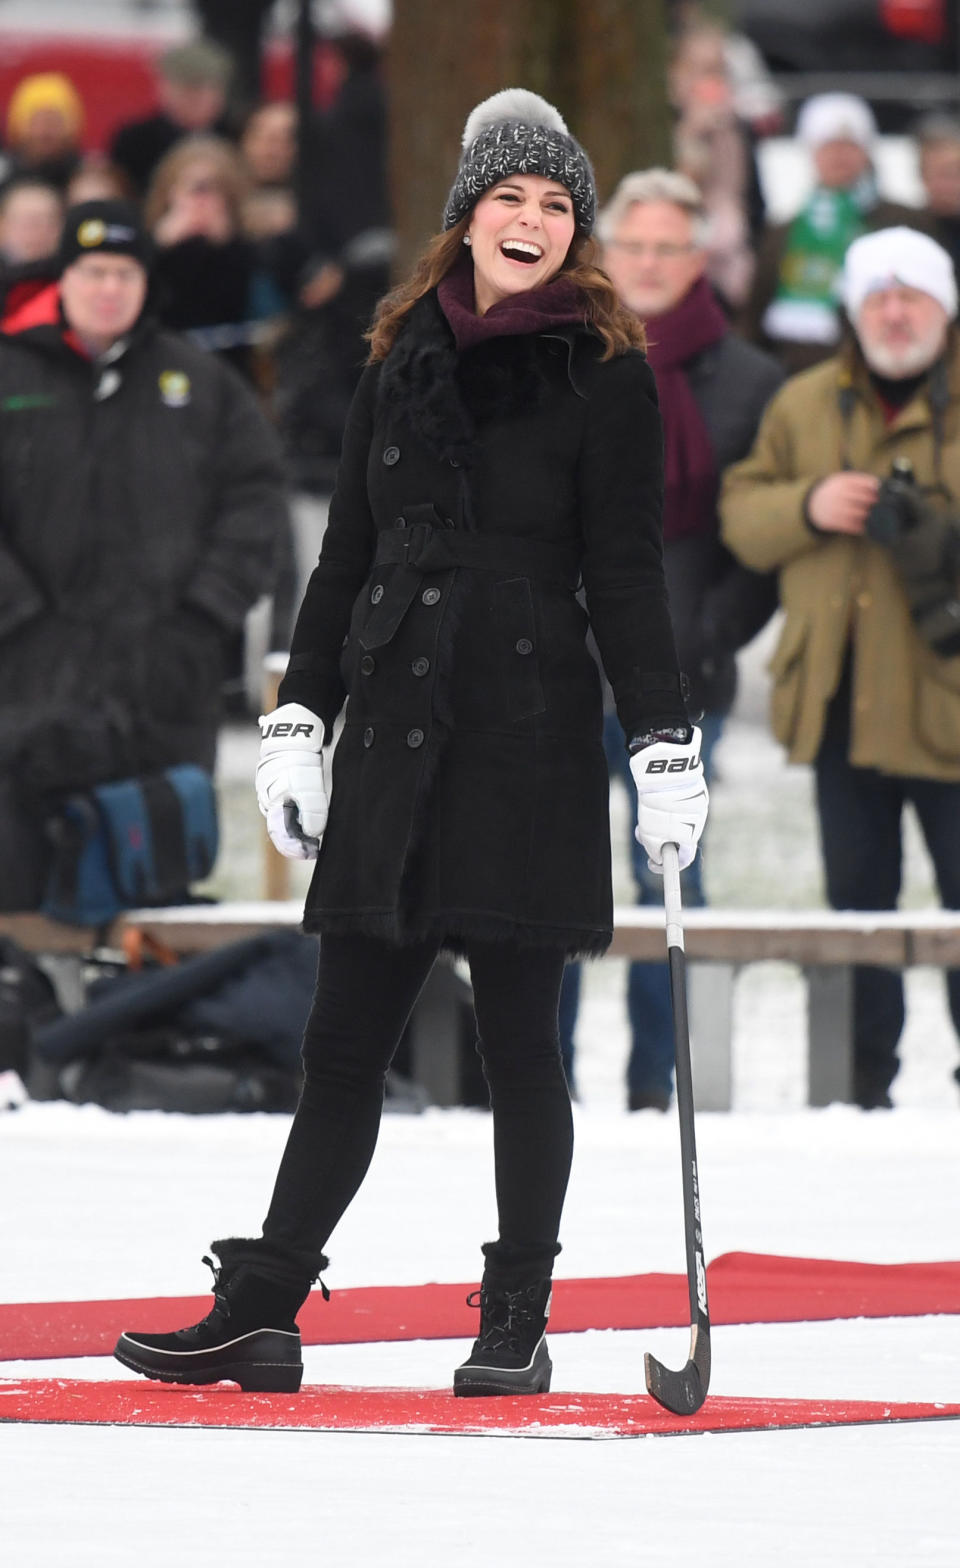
[4,905,960,1111]
[609,908,960,1110]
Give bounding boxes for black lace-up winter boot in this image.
[113,1238,325,1392]
[453,1241,559,1397]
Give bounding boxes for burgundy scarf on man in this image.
[644,274,728,541]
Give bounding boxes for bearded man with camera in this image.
[721,227,960,1108]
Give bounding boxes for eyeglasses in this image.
[604,241,695,260]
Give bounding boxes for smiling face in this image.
[466,174,576,314]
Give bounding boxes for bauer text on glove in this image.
[256,702,328,859]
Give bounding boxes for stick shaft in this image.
[663,844,710,1344]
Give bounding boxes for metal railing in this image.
[773,70,960,107]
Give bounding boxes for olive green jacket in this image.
[720,341,960,778]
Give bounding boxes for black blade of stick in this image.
[644,842,711,1416]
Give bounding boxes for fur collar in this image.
[378,292,474,466]
[377,290,595,471]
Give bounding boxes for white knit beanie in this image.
[842,227,959,320]
[796,92,876,151]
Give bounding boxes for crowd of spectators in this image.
[0,6,958,1109]
[0,30,390,477]
[3,14,960,504]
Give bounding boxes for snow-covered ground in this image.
[3,1103,960,1566]
[2,634,960,1566]
[0,8,954,1559]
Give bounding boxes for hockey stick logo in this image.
[695,1251,707,1314]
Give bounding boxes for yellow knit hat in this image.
[6,73,85,146]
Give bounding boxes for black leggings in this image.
[262,933,573,1274]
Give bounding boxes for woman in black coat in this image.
[115,91,709,1398]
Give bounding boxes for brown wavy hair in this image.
[366,216,646,362]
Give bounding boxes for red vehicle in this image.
[734,0,955,72]
[0,10,341,154]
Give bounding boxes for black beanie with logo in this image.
[57,200,154,275]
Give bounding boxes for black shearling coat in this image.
[279,291,687,956]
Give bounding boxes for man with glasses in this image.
[559,169,781,1110]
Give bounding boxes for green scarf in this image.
[763,186,866,347]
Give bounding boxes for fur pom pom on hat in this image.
[443,88,597,233]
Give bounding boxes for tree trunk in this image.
[388,0,670,277]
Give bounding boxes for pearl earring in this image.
[463,234,472,246]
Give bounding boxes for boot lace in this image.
[202,1250,332,1304]
[466,1283,541,1356]
[158,1253,230,1342]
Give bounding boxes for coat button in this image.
[411,656,430,677]
[422,586,441,606]
[383,445,400,466]
[449,457,460,468]
[406,728,425,748]
[515,637,534,655]
[360,654,376,675]
[394,515,406,528]
[363,726,375,747]
[371,584,384,604]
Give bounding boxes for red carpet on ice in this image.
[2,1252,959,1362]
[2,1379,959,1439]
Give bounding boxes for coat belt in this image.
[359,524,581,651]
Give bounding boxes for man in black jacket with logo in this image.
[0,200,288,909]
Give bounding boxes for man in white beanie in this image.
[744,92,929,374]
[722,225,960,1109]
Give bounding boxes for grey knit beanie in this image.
[443,88,597,233]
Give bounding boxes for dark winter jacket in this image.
[152,235,258,379]
[664,330,784,717]
[0,289,288,908]
[278,291,687,956]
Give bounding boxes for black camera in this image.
[863,458,960,657]
[864,458,926,545]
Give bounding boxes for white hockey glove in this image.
[629,726,709,874]
[256,702,328,860]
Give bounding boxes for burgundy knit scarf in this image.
[437,252,587,350]
[644,275,729,541]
